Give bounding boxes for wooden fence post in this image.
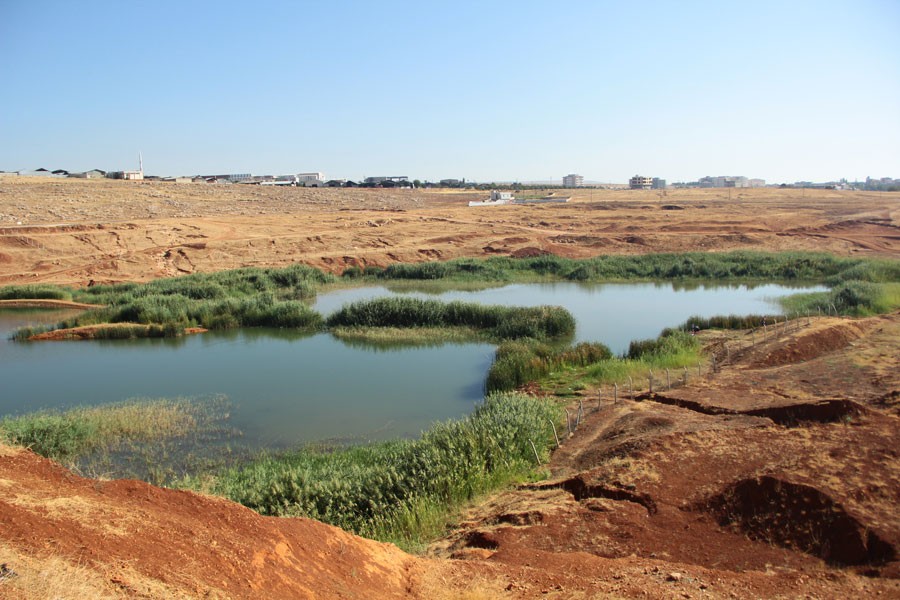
[548,418,560,448]
[529,440,541,465]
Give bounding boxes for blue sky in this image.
[2,0,898,183]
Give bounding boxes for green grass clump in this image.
[5,264,335,340]
[0,285,74,301]
[203,392,561,549]
[663,314,784,335]
[780,281,900,317]
[0,399,204,464]
[485,341,613,393]
[366,252,896,285]
[326,297,575,342]
[486,331,701,394]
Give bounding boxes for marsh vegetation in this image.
[2,251,898,547]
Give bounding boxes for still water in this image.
[0,282,821,448]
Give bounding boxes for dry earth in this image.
[0,178,898,286]
[1,177,899,598]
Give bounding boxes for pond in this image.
[0,282,822,449]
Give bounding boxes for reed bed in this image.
[363,252,898,284]
[6,265,333,339]
[0,397,238,484]
[325,297,575,342]
[204,392,561,550]
[0,285,74,301]
[780,281,900,316]
[485,341,612,393]
[0,399,202,464]
[486,332,701,394]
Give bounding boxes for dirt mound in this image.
[645,393,868,426]
[751,320,869,368]
[704,475,896,567]
[509,246,548,258]
[0,444,418,599]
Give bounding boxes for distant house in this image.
[562,174,583,188]
[699,175,750,188]
[325,179,347,187]
[18,168,63,177]
[70,169,107,179]
[297,172,325,187]
[364,176,409,186]
[108,170,144,181]
[629,175,653,190]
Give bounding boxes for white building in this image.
[629,175,653,190]
[699,175,749,188]
[297,172,325,186]
[562,173,584,188]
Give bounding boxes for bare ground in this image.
[1,178,898,286]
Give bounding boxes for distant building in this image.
[70,169,106,179]
[629,175,653,190]
[364,176,409,185]
[562,174,584,188]
[651,178,666,190]
[748,178,766,188]
[17,168,61,177]
[108,170,144,180]
[699,175,749,188]
[439,178,464,187]
[297,172,325,186]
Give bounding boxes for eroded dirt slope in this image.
[429,312,900,598]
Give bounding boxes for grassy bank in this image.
[196,392,561,550]
[4,265,333,339]
[353,251,899,284]
[487,331,702,395]
[0,397,236,483]
[780,281,900,317]
[326,296,576,342]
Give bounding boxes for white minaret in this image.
[139,152,144,175]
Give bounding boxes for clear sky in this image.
[2,0,898,183]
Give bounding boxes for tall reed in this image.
[326,297,575,342]
[206,392,562,549]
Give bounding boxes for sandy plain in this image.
[1,177,898,286]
